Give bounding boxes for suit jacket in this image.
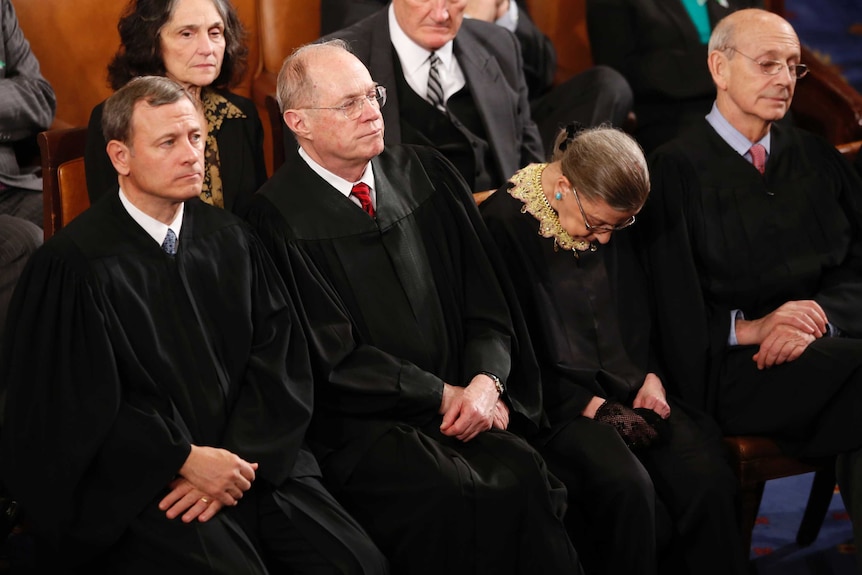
[85,89,266,215]
[320,0,556,101]
[0,0,56,191]
[586,0,757,103]
[324,8,544,189]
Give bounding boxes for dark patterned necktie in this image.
[750,143,767,174]
[351,182,375,217]
[162,228,178,255]
[427,52,446,113]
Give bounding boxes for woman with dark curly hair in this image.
[85,0,266,214]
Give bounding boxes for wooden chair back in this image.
[837,139,862,163]
[37,127,90,239]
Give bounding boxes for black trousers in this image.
[540,399,748,575]
[327,423,583,575]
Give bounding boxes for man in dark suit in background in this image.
[587,0,760,152]
[320,0,632,192]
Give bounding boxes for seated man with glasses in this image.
[245,40,583,575]
[642,8,862,569]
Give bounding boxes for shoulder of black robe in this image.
[772,126,862,337]
[247,145,545,438]
[84,100,116,205]
[0,195,315,563]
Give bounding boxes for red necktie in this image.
[749,144,767,174]
[351,182,375,217]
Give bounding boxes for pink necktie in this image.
[749,143,767,174]
[351,182,375,217]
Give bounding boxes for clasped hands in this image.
[584,374,670,451]
[439,374,508,442]
[158,444,258,524]
[735,299,828,370]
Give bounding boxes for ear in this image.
[555,173,573,196]
[284,109,312,141]
[106,140,132,177]
[708,50,729,92]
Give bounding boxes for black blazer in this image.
[586,0,757,103]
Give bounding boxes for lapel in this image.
[454,23,517,185]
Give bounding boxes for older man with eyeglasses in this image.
[642,8,862,569]
[245,39,584,575]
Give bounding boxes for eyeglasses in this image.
[300,85,387,120]
[728,48,809,79]
[570,186,636,233]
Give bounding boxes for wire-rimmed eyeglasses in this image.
[728,48,809,79]
[570,186,636,233]
[300,85,387,119]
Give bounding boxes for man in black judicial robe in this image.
[641,9,862,564]
[245,41,582,575]
[0,76,387,575]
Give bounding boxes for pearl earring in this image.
[554,191,563,201]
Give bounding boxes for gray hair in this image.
[102,75,198,144]
[708,12,738,54]
[551,126,649,212]
[276,39,352,113]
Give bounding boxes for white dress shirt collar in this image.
[705,102,771,161]
[118,188,185,248]
[298,147,377,209]
[388,4,465,102]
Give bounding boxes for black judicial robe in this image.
[479,173,747,575]
[480,185,655,427]
[0,195,317,569]
[644,120,862,457]
[247,145,545,457]
[246,145,579,575]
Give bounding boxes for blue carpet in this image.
[786,0,862,94]
[751,473,856,574]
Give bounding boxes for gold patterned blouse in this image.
[200,89,248,209]
[507,163,596,257]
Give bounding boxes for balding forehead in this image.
[735,11,798,43]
